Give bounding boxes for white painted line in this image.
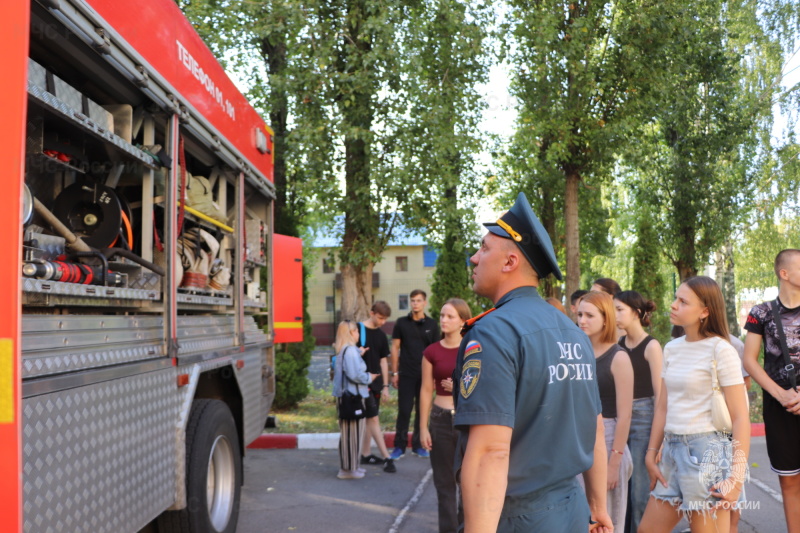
[750,477,783,503]
[388,468,433,533]
[297,432,340,449]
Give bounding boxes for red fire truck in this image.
[1,1,303,532]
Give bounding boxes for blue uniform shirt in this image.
[453,286,601,503]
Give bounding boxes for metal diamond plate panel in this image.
[128,272,161,292]
[22,277,160,301]
[176,292,232,306]
[235,346,268,446]
[22,316,164,379]
[22,369,180,533]
[22,344,162,379]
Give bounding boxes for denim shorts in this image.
[651,432,746,513]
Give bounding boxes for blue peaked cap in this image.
[483,192,563,281]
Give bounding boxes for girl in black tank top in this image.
[613,291,663,533]
[577,291,634,530]
[614,291,662,401]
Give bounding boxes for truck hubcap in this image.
[206,435,235,530]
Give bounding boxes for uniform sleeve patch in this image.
[460,359,481,399]
[464,340,482,358]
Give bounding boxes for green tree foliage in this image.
[395,0,490,316]
[495,129,613,304]
[630,214,672,340]
[736,139,800,292]
[503,0,675,302]
[624,0,784,282]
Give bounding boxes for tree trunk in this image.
[340,262,373,321]
[717,240,739,336]
[564,170,581,307]
[259,26,292,236]
[339,0,375,322]
[675,261,697,282]
[540,192,558,300]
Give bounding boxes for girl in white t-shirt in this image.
[639,276,750,533]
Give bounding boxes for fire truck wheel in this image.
[158,399,242,533]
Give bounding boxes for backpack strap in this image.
[359,322,366,348]
[771,300,798,392]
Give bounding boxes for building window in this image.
[423,246,438,267]
[396,256,408,272]
[325,296,334,312]
[398,294,409,311]
[322,258,335,274]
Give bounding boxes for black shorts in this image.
[763,390,800,475]
[364,389,381,418]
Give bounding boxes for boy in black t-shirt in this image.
[744,249,800,532]
[357,301,396,473]
[389,289,439,459]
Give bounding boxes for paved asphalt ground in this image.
[236,350,785,532]
[239,436,785,532]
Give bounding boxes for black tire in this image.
[158,399,242,533]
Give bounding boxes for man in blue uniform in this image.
[454,192,612,533]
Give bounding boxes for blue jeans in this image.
[651,432,746,513]
[627,397,654,533]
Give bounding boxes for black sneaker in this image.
[360,454,383,465]
[383,458,396,473]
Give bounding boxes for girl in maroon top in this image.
[420,298,471,533]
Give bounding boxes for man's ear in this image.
[501,250,522,273]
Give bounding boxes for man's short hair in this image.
[410,289,427,300]
[371,300,391,317]
[570,289,589,305]
[775,249,800,278]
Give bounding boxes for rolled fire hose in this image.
[33,197,92,253]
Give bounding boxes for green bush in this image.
[273,350,311,409]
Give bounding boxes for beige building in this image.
[308,230,437,346]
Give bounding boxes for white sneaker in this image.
[337,469,365,479]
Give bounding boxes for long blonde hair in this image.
[333,320,357,354]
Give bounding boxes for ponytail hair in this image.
[614,290,656,327]
[683,276,729,340]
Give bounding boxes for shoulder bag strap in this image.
[340,346,362,386]
[771,300,798,392]
[339,348,347,392]
[711,340,721,392]
[359,322,366,347]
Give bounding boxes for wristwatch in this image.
[391,372,398,376]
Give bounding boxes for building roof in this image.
[310,217,429,248]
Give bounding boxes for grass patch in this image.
[267,381,400,434]
[266,376,767,434]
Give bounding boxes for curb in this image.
[249,431,412,450]
[248,424,767,450]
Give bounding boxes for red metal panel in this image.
[0,1,29,530]
[273,235,303,344]
[85,0,274,182]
